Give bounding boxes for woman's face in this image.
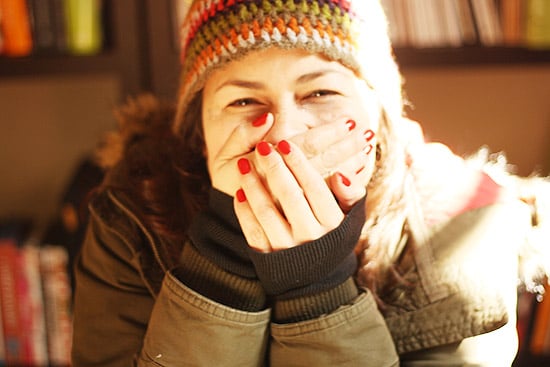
[202,47,380,188]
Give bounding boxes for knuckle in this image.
[320,149,340,171]
[301,135,319,158]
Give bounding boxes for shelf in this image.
[394,46,550,68]
[0,52,119,77]
[513,352,550,367]
[0,0,150,98]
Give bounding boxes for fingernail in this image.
[236,188,247,202]
[277,140,291,155]
[252,113,268,127]
[364,129,375,142]
[238,158,251,174]
[345,119,356,131]
[256,141,271,156]
[364,144,373,155]
[338,172,351,187]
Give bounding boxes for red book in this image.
[0,238,26,365]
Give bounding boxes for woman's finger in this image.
[233,188,271,253]
[328,172,368,213]
[274,140,344,229]
[289,118,354,159]
[326,132,376,212]
[209,113,274,196]
[237,157,294,250]
[251,142,323,249]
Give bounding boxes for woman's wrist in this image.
[273,277,360,323]
[248,195,366,298]
[174,243,267,311]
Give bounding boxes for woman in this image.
[72,0,550,366]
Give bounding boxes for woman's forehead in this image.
[204,48,355,89]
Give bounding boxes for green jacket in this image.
[72,175,537,367]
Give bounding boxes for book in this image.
[470,0,503,46]
[390,0,410,47]
[63,0,103,55]
[437,0,463,47]
[0,5,4,54]
[525,0,550,49]
[50,0,67,53]
[21,243,49,366]
[41,245,72,366]
[27,0,57,53]
[0,237,26,365]
[500,0,524,46]
[455,0,478,45]
[0,0,33,56]
[380,0,402,46]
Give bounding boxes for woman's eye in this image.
[228,98,258,107]
[307,90,338,99]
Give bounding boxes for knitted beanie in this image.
[173,0,401,132]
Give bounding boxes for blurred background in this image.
[0,0,549,365]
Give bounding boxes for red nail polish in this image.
[364,129,375,142]
[256,141,271,156]
[236,189,246,202]
[277,140,291,155]
[338,173,351,187]
[364,144,373,155]
[345,119,356,131]
[252,113,268,127]
[238,158,251,174]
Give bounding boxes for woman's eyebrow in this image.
[215,79,266,92]
[296,69,342,83]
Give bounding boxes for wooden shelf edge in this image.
[0,52,120,78]
[394,46,550,68]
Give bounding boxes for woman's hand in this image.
[288,118,376,212]
[233,124,375,252]
[234,139,346,252]
[209,113,375,216]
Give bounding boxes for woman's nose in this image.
[263,103,312,143]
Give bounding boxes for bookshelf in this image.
[0,0,151,98]
[394,46,550,68]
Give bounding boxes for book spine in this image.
[469,0,503,46]
[13,244,35,364]
[455,0,478,45]
[525,0,550,49]
[500,0,523,46]
[21,244,49,366]
[0,6,4,54]
[26,0,56,53]
[0,239,25,365]
[0,0,33,56]
[63,0,103,55]
[49,0,66,53]
[41,245,72,366]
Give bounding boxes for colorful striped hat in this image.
[174,0,400,131]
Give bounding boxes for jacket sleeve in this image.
[71,199,270,367]
[269,289,399,367]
